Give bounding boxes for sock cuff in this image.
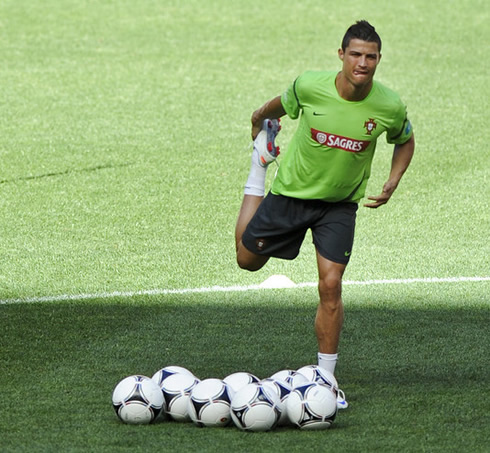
[317,352,338,374]
[243,185,265,196]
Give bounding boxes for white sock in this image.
[318,352,338,374]
[244,148,267,196]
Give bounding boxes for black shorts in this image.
[242,193,358,264]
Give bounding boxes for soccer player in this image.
[235,20,415,408]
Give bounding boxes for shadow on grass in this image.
[1,291,488,452]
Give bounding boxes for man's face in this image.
[338,39,381,88]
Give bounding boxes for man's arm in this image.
[364,133,415,208]
[251,96,286,139]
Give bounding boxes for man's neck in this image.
[335,72,373,102]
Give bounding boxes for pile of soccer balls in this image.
[112,364,340,431]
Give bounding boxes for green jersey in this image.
[273,71,413,202]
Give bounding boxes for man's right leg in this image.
[235,119,280,272]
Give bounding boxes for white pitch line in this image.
[0,276,489,306]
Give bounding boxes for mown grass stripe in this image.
[1,276,488,305]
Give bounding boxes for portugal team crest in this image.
[363,118,377,135]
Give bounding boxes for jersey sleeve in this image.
[386,102,413,145]
[281,76,301,120]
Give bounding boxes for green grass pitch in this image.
[0,0,489,451]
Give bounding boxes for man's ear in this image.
[338,48,344,61]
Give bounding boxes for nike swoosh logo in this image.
[344,251,351,256]
[313,112,326,116]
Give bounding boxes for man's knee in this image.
[236,244,268,272]
[318,274,342,302]
[237,260,260,272]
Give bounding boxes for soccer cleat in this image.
[253,118,281,167]
[336,388,349,410]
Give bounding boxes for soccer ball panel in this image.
[151,365,195,386]
[230,383,282,432]
[242,404,279,431]
[118,402,154,424]
[223,372,259,393]
[270,369,308,387]
[112,375,164,424]
[296,365,338,390]
[286,382,337,430]
[161,372,200,422]
[187,378,233,427]
[260,378,292,426]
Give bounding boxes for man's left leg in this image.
[315,251,346,358]
[315,250,349,409]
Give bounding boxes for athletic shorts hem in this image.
[314,241,351,265]
[241,193,357,263]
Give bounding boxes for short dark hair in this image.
[341,20,382,52]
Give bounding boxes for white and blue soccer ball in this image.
[270,369,308,388]
[187,378,234,427]
[160,372,200,422]
[286,381,337,430]
[260,378,293,426]
[230,382,282,432]
[112,375,164,424]
[223,371,260,393]
[151,365,195,387]
[296,365,338,391]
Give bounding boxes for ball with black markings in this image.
[112,375,164,424]
[223,371,260,393]
[230,382,282,432]
[151,365,195,387]
[187,378,234,427]
[160,372,200,422]
[286,381,337,430]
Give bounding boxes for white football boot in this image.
[336,388,349,409]
[253,118,281,167]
